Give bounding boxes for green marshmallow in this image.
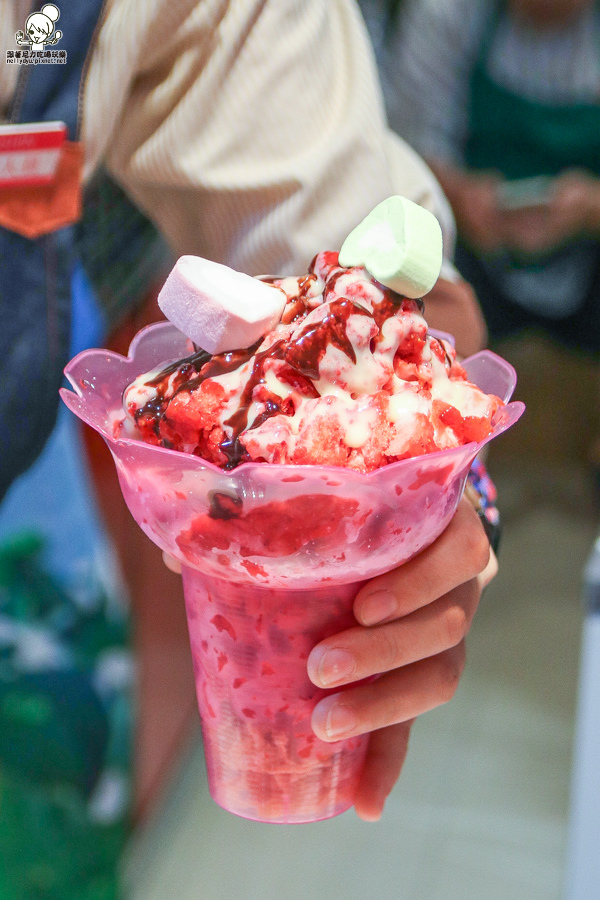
[338,195,443,298]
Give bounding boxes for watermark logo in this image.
[6,4,67,66]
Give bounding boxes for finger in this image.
[308,577,480,688]
[354,498,491,626]
[353,721,414,822]
[162,551,182,574]
[311,642,466,742]
[424,278,487,358]
[479,547,498,589]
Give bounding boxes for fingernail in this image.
[357,798,385,823]
[358,589,397,626]
[312,696,358,740]
[308,647,356,687]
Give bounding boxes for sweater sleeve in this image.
[83,0,457,275]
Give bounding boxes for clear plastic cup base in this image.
[183,568,368,824]
[207,757,365,824]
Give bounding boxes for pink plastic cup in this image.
[61,321,524,822]
[182,573,367,822]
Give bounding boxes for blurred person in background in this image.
[374,0,600,356]
[1,2,495,897]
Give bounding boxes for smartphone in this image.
[496,176,555,211]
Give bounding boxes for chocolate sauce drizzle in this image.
[135,260,427,469]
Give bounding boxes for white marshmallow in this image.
[157,255,287,354]
[339,196,443,299]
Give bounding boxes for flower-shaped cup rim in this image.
[60,320,525,482]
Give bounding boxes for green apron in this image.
[462,0,600,321]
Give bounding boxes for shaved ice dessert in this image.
[61,197,523,823]
[120,250,502,473]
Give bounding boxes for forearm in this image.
[581,176,600,236]
[426,158,505,254]
[424,276,487,358]
[85,0,465,281]
[426,159,491,221]
[94,0,400,275]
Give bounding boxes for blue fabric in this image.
[71,258,107,354]
[0,0,106,502]
[0,226,76,501]
[0,259,106,574]
[0,262,107,583]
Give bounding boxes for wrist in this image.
[583,181,600,234]
[465,457,501,554]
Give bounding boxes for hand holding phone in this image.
[496,176,555,211]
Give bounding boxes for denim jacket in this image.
[0,1,170,502]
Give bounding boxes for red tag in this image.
[0,121,67,188]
